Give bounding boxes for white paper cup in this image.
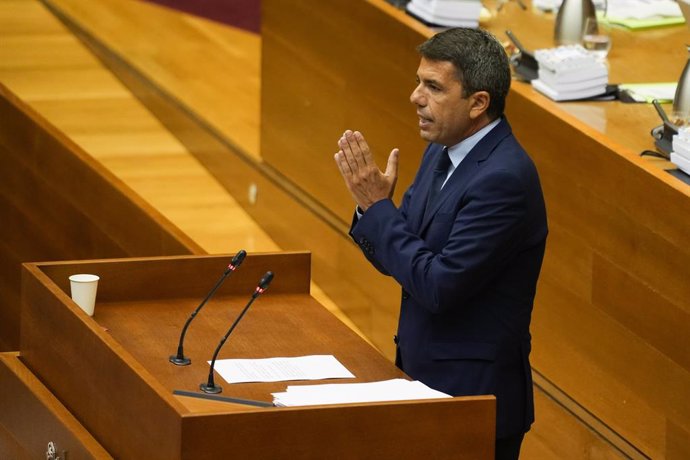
[69,274,100,316]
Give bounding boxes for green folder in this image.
[606,15,685,30]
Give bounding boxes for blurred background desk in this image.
[261,1,690,458]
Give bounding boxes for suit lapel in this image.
[418,118,513,233]
[408,144,443,233]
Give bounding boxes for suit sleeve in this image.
[351,168,528,314]
[348,145,428,276]
[348,208,390,275]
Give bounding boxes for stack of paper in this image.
[532,0,560,11]
[406,0,483,27]
[531,45,609,101]
[671,126,690,176]
[272,378,452,407]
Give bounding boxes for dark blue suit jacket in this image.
[350,118,547,438]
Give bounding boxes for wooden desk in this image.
[261,1,690,458]
[486,3,687,174]
[19,253,495,459]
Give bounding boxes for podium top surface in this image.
[22,252,406,412]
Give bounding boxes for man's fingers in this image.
[340,130,356,155]
[353,131,373,165]
[338,134,360,172]
[343,130,368,168]
[339,130,393,184]
[385,148,399,178]
[334,131,400,208]
[385,148,400,199]
[334,151,352,176]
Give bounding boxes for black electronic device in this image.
[650,99,678,159]
[506,30,539,82]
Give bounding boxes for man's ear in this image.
[469,91,490,119]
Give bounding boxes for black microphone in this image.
[200,271,274,394]
[169,250,247,366]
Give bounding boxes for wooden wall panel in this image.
[261,0,426,218]
[507,84,690,457]
[666,419,690,460]
[0,82,203,350]
[181,398,495,459]
[0,146,129,259]
[593,256,690,372]
[522,388,628,459]
[533,278,669,456]
[0,425,29,460]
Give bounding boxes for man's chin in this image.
[419,130,435,142]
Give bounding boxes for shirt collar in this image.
[445,117,501,169]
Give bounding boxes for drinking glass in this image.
[582,16,612,60]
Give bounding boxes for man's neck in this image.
[452,115,495,145]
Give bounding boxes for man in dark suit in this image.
[334,28,547,459]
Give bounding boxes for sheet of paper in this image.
[271,378,452,407]
[211,355,355,384]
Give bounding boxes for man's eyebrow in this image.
[422,77,443,88]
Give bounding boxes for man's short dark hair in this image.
[417,28,511,119]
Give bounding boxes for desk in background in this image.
[261,1,690,458]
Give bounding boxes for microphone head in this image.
[256,271,274,294]
[227,249,247,272]
[232,249,247,266]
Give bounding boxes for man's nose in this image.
[410,86,424,105]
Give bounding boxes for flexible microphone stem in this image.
[169,250,247,366]
[201,271,274,394]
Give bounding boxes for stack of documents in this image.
[671,126,690,176]
[406,0,483,27]
[272,378,452,407]
[531,45,609,101]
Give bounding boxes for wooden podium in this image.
[17,252,495,459]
